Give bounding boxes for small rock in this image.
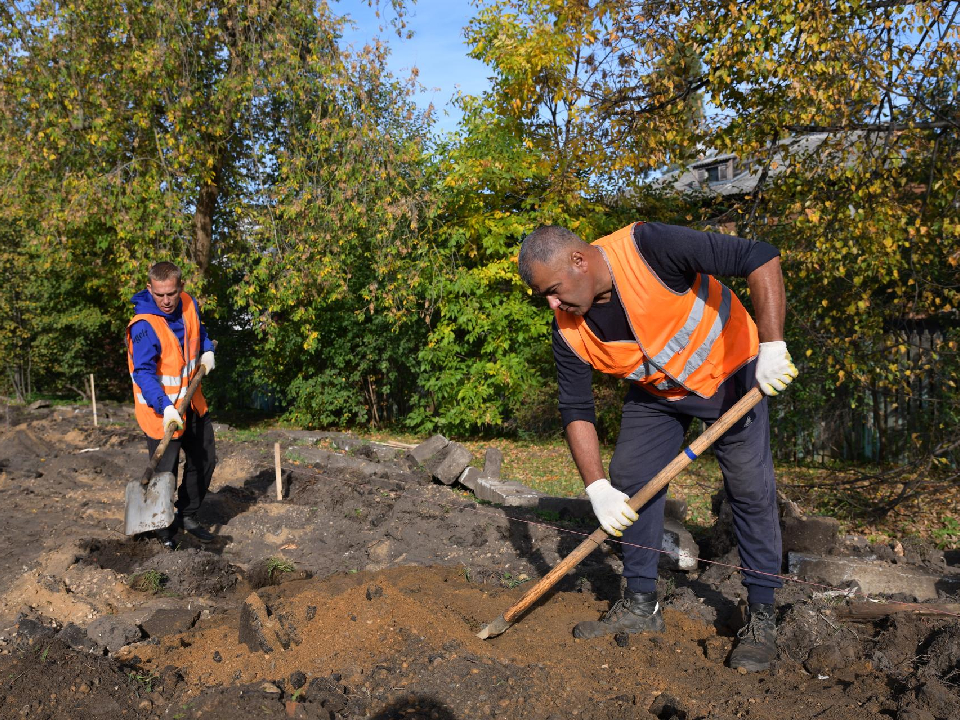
[305,606,317,621]
[290,671,307,689]
[212,651,222,663]
[614,633,630,648]
[260,682,282,694]
[366,585,384,601]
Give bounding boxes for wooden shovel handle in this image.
[140,342,216,485]
[501,387,764,624]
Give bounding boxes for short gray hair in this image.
[517,226,586,287]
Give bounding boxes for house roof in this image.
[654,133,834,197]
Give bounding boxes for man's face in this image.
[527,253,596,316]
[147,277,183,315]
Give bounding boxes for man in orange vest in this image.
[127,261,217,549]
[518,222,798,672]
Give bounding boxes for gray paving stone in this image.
[58,623,104,654]
[788,554,960,601]
[86,616,142,653]
[474,477,545,507]
[480,448,503,479]
[660,518,699,571]
[457,466,482,492]
[781,516,841,554]
[410,434,449,465]
[140,608,201,639]
[426,442,472,485]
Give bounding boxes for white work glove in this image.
[200,351,215,375]
[162,405,184,431]
[585,478,639,537]
[756,340,799,396]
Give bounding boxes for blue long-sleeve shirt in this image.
[129,289,215,414]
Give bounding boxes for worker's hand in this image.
[585,478,639,537]
[162,405,184,431]
[756,341,799,396]
[200,351,215,375]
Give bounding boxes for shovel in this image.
[123,359,211,536]
[477,386,764,639]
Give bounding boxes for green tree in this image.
[0,0,433,418]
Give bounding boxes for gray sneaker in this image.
[729,603,777,672]
[573,590,665,639]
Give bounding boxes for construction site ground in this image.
[0,403,958,720]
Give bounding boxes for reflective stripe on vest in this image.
[556,223,758,399]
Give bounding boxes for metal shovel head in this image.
[124,472,176,536]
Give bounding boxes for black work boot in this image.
[182,516,215,543]
[729,603,777,672]
[155,525,177,550]
[573,590,665,639]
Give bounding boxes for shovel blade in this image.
[124,472,176,536]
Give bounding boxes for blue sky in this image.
[339,0,491,133]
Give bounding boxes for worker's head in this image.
[518,226,606,315]
[146,262,183,315]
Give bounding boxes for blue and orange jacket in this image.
[127,289,214,439]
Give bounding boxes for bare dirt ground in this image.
[0,403,958,720]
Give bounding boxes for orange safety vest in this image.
[126,293,209,439]
[556,223,758,399]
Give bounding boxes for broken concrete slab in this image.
[473,477,545,507]
[480,448,503,479]
[457,466,481,493]
[238,592,291,653]
[409,434,449,465]
[425,442,472,485]
[660,518,699,571]
[86,616,143,653]
[788,554,960,601]
[140,608,201,639]
[14,613,58,645]
[782,516,841,554]
[58,622,104,654]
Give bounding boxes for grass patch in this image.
[128,570,167,594]
[128,671,159,694]
[266,557,295,581]
[218,427,267,442]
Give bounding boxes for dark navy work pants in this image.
[145,410,217,520]
[608,360,782,605]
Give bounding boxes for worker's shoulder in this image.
[129,318,160,345]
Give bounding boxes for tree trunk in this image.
[191,175,219,277]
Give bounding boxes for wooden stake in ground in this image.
[90,373,98,427]
[275,442,283,500]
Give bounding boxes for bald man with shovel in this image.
[518,222,798,672]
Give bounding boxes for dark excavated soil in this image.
[0,404,957,720]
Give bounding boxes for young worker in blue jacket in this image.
[126,261,217,548]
